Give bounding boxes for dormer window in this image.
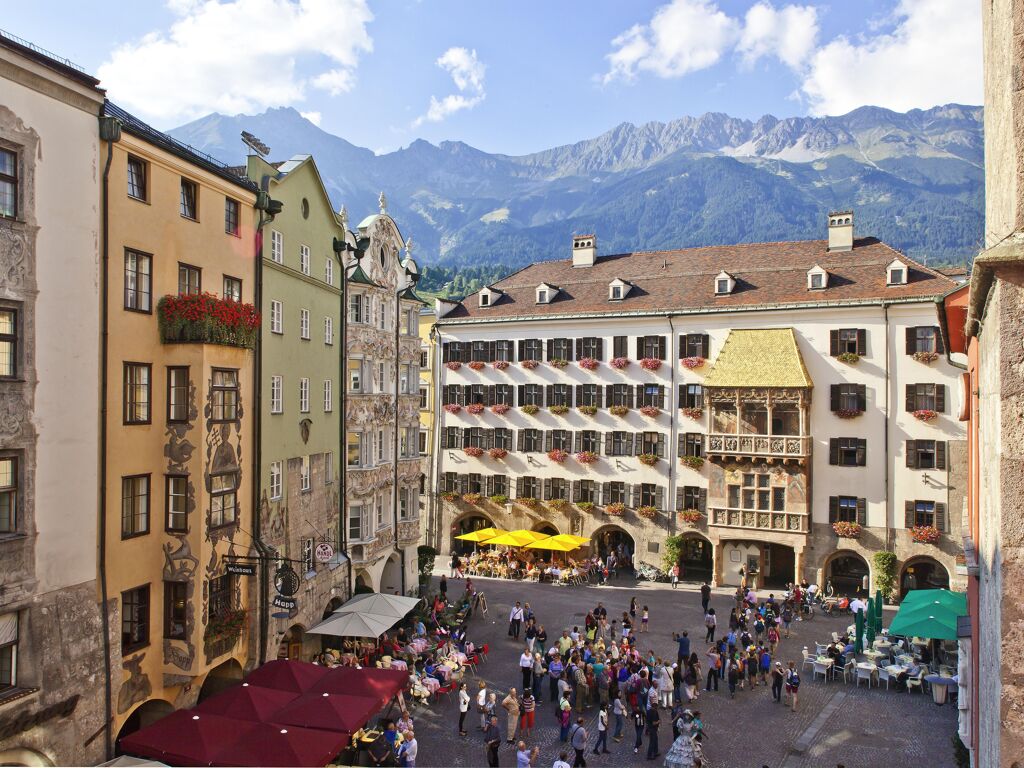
[478,286,500,308]
[481,293,490,306]
[536,283,556,304]
[608,278,629,301]
[538,290,547,303]
[807,265,828,290]
[887,259,908,286]
[714,271,735,295]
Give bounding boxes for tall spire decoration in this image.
[338,204,348,230]
[378,191,387,214]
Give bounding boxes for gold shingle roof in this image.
[704,328,813,388]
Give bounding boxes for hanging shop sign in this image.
[274,563,300,597]
[226,563,256,576]
[314,542,335,563]
[272,595,298,610]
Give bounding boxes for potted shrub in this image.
[158,293,260,349]
[468,361,486,371]
[638,453,659,466]
[547,448,569,463]
[610,405,630,417]
[494,360,510,371]
[912,351,939,364]
[682,407,703,420]
[680,356,705,370]
[521,359,539,370]
[640,406,660,417]
[681,455,705,470]
[462,492,483,505]
[913,409,938,422]
[204,607,247,643]
[910,525,941,544]
[549,358,569,369]
[637,505,658,519]
[577,501,596,513]
[521,404,540,415]
[443,403,462,415]
[463,446,484,458]
[575,451,599,464]
[548,498,569,511]
[489,494,509,505]
[578,357,599,371]
[491,403,510,415]
[445,361,462,371]
[679,509,703,526]
[488,447,508,460]
[605,502,626,516]
[610,357,630,370]
[466,403,485,415]
[549,404,570,415]
[836,408,862,419]
[640,358,663,371]
[837,352,860,364]
[517,497,539,509]
[832,521,863,538]
[441,491,459,503]
[578,405,598,416]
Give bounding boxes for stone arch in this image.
[450,510,497,555]
[823,549,871,597]
[354,569,374,594]
[277,622,307,661]
[899,556,950,598]
[590,524,635,567]
[675,531,714,583]
[115,698,175,751]
[716,538,796,589]
[0,748,54,767]
[532,522,559,536]
[381,552,402,595]
[197,658,243,703]
[323,596,344,619]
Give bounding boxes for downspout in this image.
[432,325,445,551]
[97,114,119,762]
[428,323,440,550]
[334,240,353,598]
[883,301,891,553]
[667,315,678,542]
[393,289,405,594]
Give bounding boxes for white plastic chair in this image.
[841,659,856,684]
[801,649,815,672]
[813,661,831,683]
[855,666,874,688]
[906,669,925,693]
[878,667,893,690]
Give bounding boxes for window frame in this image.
[165,474,189,533]
[324,316,334,346]
[0,306,19,380]
[123,249,153,313]
[0,612,17,691]
[121,584,151,654]
[0,455,19,535]
[177,262,202,296]
[270,374,283,414]
[325,257,334,286]
[164,582,187,640]
[224,197,241,237]
[300,308,310,340]
[223,275,242,303]
[123,362,152,425]
[270,300,283,334]
[299,244,311,276]
[210,472,239,528]
[179,177,198,221]
[324,378,333,412]
[208,574,235,623]
[126,154,147,203]
[270,230,283,264]
[121,474,151,539]
[210,369,239,422]
[269,461,283,500]
[299,377,310,413]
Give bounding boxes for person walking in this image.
[771,661,785,703]
[670,564,679,589]
[570,718,588,768]
[641,605,650,633]
[645,702,660,760]
[632,705,645,754]
[450,553,460,578]
[525,621,538,654]
[509,602,524,641]
[594,702,610,754]
[612,691,625,742]
[703,609,716,643]
[458,682,471,736]
[700,582,711,614]
[520,648,534,691]
[502,688,520,744]
[558,693,572,742]
[532,653,546,703]
[478,681,489,730]
[727,659,739,698]
[548,654,564,704]
[519,691,536,740]
[484,715,502,767]
[705,646,720,692]
[767,624,780,655]
[439,574,448,602]
[785,661,800,712]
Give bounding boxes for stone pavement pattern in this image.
[403,575,956,768]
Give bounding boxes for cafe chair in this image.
[906,670,925,694]
[855,666,874,688]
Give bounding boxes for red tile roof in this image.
[442,237,955,321]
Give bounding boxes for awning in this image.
[704,328,813,388]
[97,757,169,767]
[525,534,588,552]
[899,588,967,614]
[209,721,350,768]
[313,667,409,708]
[484,530,550,547]
[334,592,422,619]
[119,710,256,765]
[888,590,967,641]
[306,610,396,638]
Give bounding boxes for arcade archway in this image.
[676,533,713,583]
[277,623,307,660]
[451,512,496,555]
[115,699,174,752]
[825,551,870,597]
[0,748,54,767]
[899,557,950,598]
[354,569,373,594]
[533,523,559,536]
[591,525,635,570]
[718,541,795,588]
[381,553,402,595]
[197,658,243,703]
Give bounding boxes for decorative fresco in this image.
[117,654,152,714]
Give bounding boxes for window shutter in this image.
[596,338,604,360]
[656,336,666,360]
[905,384,916,412]
[546,384,554,408]
[830,385,840,412]
[631,485,642,508]
[463,342,473,363]
[678,384,685,407]
[905,327,915,355]
[596,386,603,408]
[828,496,838,523]
[656,386,665,409]
[935,502,947,532]
[829,330,839,357]
[828,439,839,465]
[856,497,867,526]
[634,337,642,358]
[633,431,645,456]
[546,339,554,361]
[600,482,610,505]
[485,475,494,496]
[572,480,581,503]
[700,334,710,359]
[613,336,627,358]
[936,441,947,470]
[576,384,583,408]
[485,430,495,450]
[605,384,614,407]
[460,385,470,405]
[655,486,665,511]
[627,386,634,408]
[906,441,918,469]
[566,386,574,407]
[936,385,946,413]
[677,433,685,458]
[857,439,867,466]
[462,428,471,449]
[443,342,451,362]
[678,335,688,359]
[487,341,497,362]
[515,476,524,498]
[544,431,552,452]
[935,327,945,354]
[518,384,525,406]
[486,385,495,406]
[575,338,583,359]
[518,340,525,360]
[573,431,581,453]
[455,474,465,494]
[904,500,915,528]
[543,478,552,500]
[675,487,684,511]
[441,429,449,449]
[857,385,867,412]
[698,488,707,513]
[656,434,666,458]
[604,432,613,455]
[857,329,866,356]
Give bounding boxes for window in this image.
[0,149,15,218]
[377,430,386,462]
[348,504,367,541]
[223,276,242,303]
[418,430,427,454]
[548,384,572,407]
[888,267,905,285]
[269,461,282,500]
[300,456,311,492]
[604,481,626,505]
[716,278,730,294]
[124,250,152,312]
[830,438,866,467]
[609,432,632,456]
[639,431,663,456]
[270,230,283,264]
[906,440,946,470]
[518,476,539,499]
[772,487,785,511]
[576,479,598,504]
[122,585,150,653]
[493,428,513,451]
[299,378,310,413]
[906,383,945,413]
[809,272,825,289]
[0,457,17,534]
[607,384,632,408]
[208,574,234,622]
[678,485,702,511]
[210,473,238,527]
[679,433,703,458]
[178,263,201,296]
[324,379,333,412]
[325,452,334,484]
[378,362,386,391]
[347,433,362,467]
[548,429,572,451]
[480,293,490,307]
[906,326,943,355]
[829,496,864,524]
[121,475,150,538]
[520,429,543,453]
[679,334,710,359]
[420,387,428,409]
[164,582,187,640]
[126,155,146,202]
[613,336,628,358]
[638,384,665,408]
[0,309,15,380]
[577,385,601,408]
[610,285,622,300]
[211,369,239,421]
[269,375,283,414]
[520,384,544,407]
[577,337,602,360]
[400,364,411,394]
[638,335,666,360]
[547,478,569,501]
[224,198,240,236]
[349,359,363,392]
[421,349,429,368]
[300,309,310,340]
[325,257,334,285]
[831,328,866,356]
[548,338,572,361]
[0,612,18,691]
[537,289,548,304]
[831,383,866,413]
[349,293,364,323]
[300,245,310,275]
[578,430,599,453]
[180,178,198,220]
[123,363,151,424]
[324,316,334,345]
[520,339,544,361]
[909,501,938,528]
[680,384,703,409]
[270,300,283,334]
[639,483,659,508]
[165,475,188,532]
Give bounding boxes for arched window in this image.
[379,247,387,269]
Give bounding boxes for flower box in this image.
[909,525,941,544]
[441,492,459,503]
[836,408,863,419]
[547,448,569,463]
[517,497,539,509]
[609,405,630,417]
[682,407,704,420]
[578,357,600,371]
[549,404,570,415]
[521,404,540,415]
[549,358,569,369]
[610,357,630,369]
[445,361,463,371]
[488,447,508,460]
[680,356,705,370]
[679,509,703,525]
[491,403,510,415]
[832,521,862,538]
[578,405,598,416]
[640,406,661,417]
[680,455,705,470]
[577,501,596,513]
[462,493,482,505]
[466,403,485,415]
[548,499,569,511]
[204,607,247,643]
[637,453,659,467]
[836,352,860,364]
[489,494,509,505]
[605,502,625,516]
[468,360,486,371]
[639,358,663,371]
[575,451,599,464]
[443,403,462,415]
[521,359,539,370]
[158,294,260,349]
[913,409,938,422]
[637,505,658,520]
[463,446,484,457]
[912,351,939,364]
[494,360,510,371]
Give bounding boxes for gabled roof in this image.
[347,263,381,287]
[704,329,813,389]
[398,286,427,304]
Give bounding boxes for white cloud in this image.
[412,47,486,127]
[300,111,322,126]
[98,0,373,125]
[800,0,982,115]
[738,2,818,71]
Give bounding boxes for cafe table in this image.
[924,674,958,705]
[863,649,886,666]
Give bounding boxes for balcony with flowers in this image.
[158,293,260,349]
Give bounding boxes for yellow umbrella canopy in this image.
[525,534,586,552]
[484,530,546,547]
[455,527,507,542]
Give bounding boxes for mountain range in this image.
[170,103,983,294]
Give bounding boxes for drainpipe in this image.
[97,113,120,762]
[393,287,405,594]
[333,238,354,599]
[883,301,891,555]
[667,315,678,542]
[432,326,445,551]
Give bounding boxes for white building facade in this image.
[429,217,966,596]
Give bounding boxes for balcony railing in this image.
[158,294,259,349]
[705,433,811,459]
[709,506,809,533]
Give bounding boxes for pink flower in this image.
[443,403,462,414]
[610,357,630,370]
[445,361,462,371]
[680,356,705,370]
[490,403,510,415]
[639,358,663,371]
[494,361,510,371]
[578,357,599,371]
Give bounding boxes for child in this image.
[641,606,650,633]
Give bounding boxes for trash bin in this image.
[926,676,949,705]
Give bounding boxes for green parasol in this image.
[887,593,966,642]
[900,589,967,614]
[874,589,884,626]
[865,598,877,647]
[854,607,865,654]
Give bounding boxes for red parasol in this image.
[313,666,409,708]
[275,690,380,733]
[119,710,256,765]
[242,659,330,694]
[194,683,298,722]
[209,722,350,767]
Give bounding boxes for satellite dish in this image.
[241,131,270,157]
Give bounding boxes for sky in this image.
[4,0,982,155]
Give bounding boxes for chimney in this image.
[572,234,597,267]
[827,210,854,252]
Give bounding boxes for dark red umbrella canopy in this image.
[313,666,408,707]
[119,710,257,766]
[209,721,350,767]
[275,690,380,733]
[194,682,299,722]
[243,659,330,694]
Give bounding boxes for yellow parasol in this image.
[484,529,550,547]
[525,534,588,552]
[454,527,507,542]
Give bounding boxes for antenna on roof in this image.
[241,131,270,157]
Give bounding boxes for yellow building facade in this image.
[101,105,258,744]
